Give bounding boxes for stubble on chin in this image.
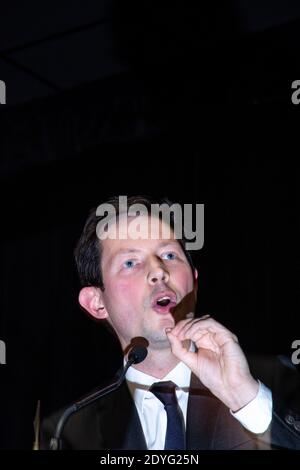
[142,325,172,350]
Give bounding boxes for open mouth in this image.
[156,296,172,307]
[151,292,177,313]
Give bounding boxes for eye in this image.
[161,252,177,261]
[122,259,136,269]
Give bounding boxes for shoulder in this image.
[247,353,300,409]
[247,353,300,447]
[39,381,134,450]
[40,399,101,450]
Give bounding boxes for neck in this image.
[128,340,190,379]
[133,348,179,378]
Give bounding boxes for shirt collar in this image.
[125,355,192,414]
[126,357,192,388]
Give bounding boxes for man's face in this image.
[99,215,197,350]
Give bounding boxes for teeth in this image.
[158,296,170,302]
[156,295,172,307]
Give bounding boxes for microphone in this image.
[50,345,148,450]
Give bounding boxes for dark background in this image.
[1,0,300,449]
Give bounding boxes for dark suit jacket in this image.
[40,355,300,450]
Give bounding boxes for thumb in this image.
[166,328,197,371]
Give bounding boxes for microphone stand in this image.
[50,347,146,450]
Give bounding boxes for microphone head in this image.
[128,345,148,364]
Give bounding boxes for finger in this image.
[178,324,239,352]
[180,317,237,342]
[171,315,211,338]
[177,319,210,341]
[192,331,220,353]
[166,329,198,372]
[170,318,195,336]
[184,328,238,350]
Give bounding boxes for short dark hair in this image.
[74,195,195,290]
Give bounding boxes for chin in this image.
[145,330,171,350]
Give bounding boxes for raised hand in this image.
[166,316,259,411]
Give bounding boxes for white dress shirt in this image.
[126,359,272,450]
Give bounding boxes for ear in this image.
[78,286,108,320]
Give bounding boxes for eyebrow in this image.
[113,249,143,257]
[156,241,179,249]
[112,241,180,258]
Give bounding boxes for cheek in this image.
[174,267,194,292]
[103,280,141,332]
[116,280,137,298]
[106,279,140,309]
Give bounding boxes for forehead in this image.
[100,214,181,259]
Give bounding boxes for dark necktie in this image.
[150,380,186,450]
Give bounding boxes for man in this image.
[41,196,300,450]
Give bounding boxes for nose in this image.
[147,257,170,285]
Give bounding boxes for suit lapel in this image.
[96,374,226,450]
[97,381,147,450]
[186,373,221,450]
